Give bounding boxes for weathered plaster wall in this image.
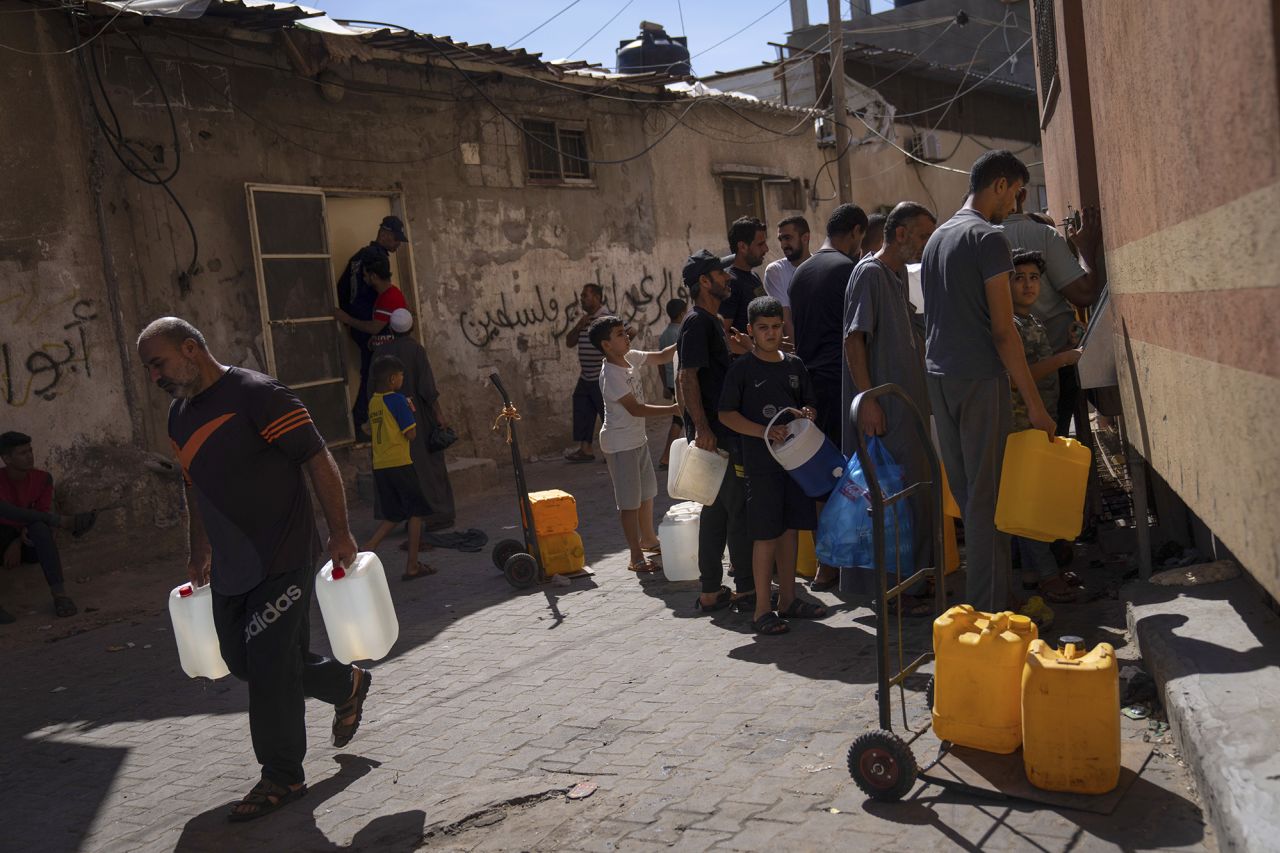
[0,16,133,469]
[1069,0,1280,596]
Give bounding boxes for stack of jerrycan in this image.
[932,605,1038,753]
[528,489,584,576]
[1022,637,1121,793]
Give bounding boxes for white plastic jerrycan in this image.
[666,437,729,504]
[658,501,702,581]
[316,552,399,664]
[168,582,230,680]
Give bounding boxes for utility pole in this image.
[827,0,852,204]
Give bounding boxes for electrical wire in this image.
[869,19,955,89]
[923,8,1004,135]
[0,0,137,55]
[566,0,635,59]
[890,36,1033,120]
[675,0,686,39]
[76,25,201,285]
[507,0,583,48]
[688,0,790,62]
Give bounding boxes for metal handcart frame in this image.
[488,373,548,590]
[845,383,1002,802]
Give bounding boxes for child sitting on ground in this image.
[1009,249,1082,604]
[589,316,680,574]
[718,296,829,635]
[364,355,435,581]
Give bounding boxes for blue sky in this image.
[309,0,895,76]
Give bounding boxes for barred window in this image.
[522,120,592,183]
[1033,0,1059,110]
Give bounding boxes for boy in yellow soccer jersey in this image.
[365,355,435,580]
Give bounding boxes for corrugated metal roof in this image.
[84,0,816,116]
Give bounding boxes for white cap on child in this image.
[389,308,414,333]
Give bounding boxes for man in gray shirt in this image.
[1000,190,1103,434]
[844,202,937,614]
[922,151,1056,612]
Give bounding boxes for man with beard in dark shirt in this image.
[788,203,866,590]
[718,217,769,335]
[677,251,752,612]
[137,316,371,823]
[789,203,867,446]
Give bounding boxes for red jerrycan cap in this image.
[332,565,347,580]
[179,584,194,597]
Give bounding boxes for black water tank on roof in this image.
[616,22,690,76]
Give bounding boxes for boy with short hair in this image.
[589,315,679,573]
[657,298,687,468]
[363,354,435,581]
[718,296,829,635]
[1009,249,1082,603]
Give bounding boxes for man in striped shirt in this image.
[137,317,371,822]
[564,283,616,462]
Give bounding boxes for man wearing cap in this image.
[0,432,97,622]
[373,308,456,530]
[335,247,408,435]
[335,216,407,433]
[676,250,753,613]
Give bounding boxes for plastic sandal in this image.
[752,611,790,635]
[227,778,308,823]
[332,668,371,748]
[781,599,828,619]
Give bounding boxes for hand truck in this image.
[487,372,547,590]
[844,382,974,801]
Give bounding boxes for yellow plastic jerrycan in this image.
[796,530,818,578]
[537,531,586,576]
[933,605,1038,753]
[943,516,960,576]
[1022,638,1120,794]
[995,430,1092,542]
[528,489,579,536]
[939,463,962,519]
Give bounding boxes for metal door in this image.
[246,185,353,444]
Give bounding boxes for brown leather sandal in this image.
[332,667,371,748]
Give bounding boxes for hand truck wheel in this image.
[492,538,525,571]
[848,729,918,801]
[925,676,935,713]
[503,552,538,589]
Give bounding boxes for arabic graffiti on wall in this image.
[1,299,99,407]
[459,267,687,349]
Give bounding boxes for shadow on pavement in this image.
[6,740,128,853]
[173,755,426,852]
[863,767,1204,850]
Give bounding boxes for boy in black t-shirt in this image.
[719,297,829,635]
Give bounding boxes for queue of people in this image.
[578,148,1100,633]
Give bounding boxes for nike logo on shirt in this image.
[754,380,767,387]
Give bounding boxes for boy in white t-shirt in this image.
[588,316,679,574]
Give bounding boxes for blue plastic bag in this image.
[815,437,915,570]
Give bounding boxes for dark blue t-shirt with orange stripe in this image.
[168,366,326,596]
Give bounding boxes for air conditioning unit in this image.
[815,116,836,148]
[906,131,943,162]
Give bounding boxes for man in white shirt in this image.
[762,215,811,342]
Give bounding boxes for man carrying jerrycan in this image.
[921,151,1056,613]
[136,317,373,823]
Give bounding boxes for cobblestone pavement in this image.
[2,432,1212,852]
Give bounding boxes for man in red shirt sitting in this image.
[0,432,96,621]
